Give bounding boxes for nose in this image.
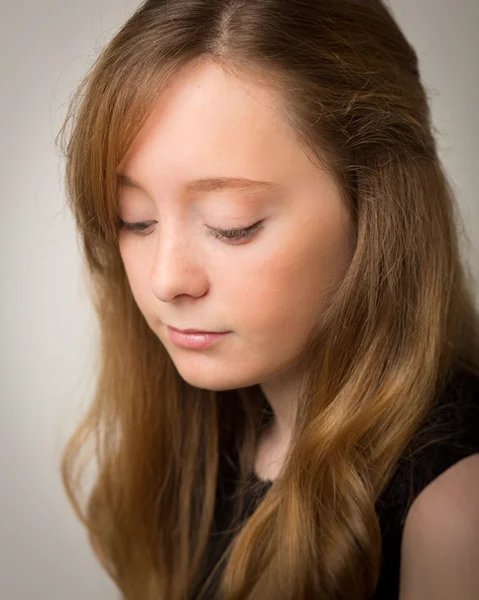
[149,225,209,302]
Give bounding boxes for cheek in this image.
[119,249,151,313]
[225,250,315,344]
[231,222,354,340]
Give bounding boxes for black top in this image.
[193,365,479,599]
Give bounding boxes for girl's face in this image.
[116,60,356,392]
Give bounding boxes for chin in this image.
[173,368,255,393]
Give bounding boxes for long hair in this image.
[56,1,479,598]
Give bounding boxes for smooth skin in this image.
[116,58,356,458]
[116,59,479,598]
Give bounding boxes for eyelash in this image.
[117,219,264,243]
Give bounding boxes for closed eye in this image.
[117,220,153,234]
[116,219,265,244]
[206,221,264,242]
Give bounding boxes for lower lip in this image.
[166,326,231,349]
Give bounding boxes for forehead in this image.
[115,61,313,191]
[114,60,344,216]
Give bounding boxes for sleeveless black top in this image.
[192,365,479,599]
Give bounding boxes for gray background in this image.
[1,1,478,598]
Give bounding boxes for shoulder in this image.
[377,365,479,527]
[399,452,479,599]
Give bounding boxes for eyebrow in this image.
[116,173,281,194]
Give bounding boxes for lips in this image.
[168,325,227,334]
[166,326,231,349]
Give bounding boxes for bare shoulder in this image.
[399,452,479,599]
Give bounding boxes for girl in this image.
[57,1,479,599]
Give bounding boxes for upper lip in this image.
[168,325,228,334]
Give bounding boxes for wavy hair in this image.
[56,1,479,598]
